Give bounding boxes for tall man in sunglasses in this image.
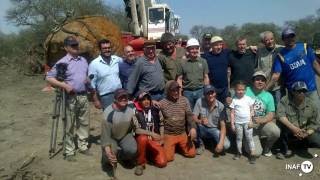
[46,36,91,161]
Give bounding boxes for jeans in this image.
[183,88,203,110]
[270,89,285,108]
[100,93,114,110]
[150,93,164,101]
[197,124,230,150]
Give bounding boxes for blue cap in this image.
[291,81,308,92]
[204,85,216,95]
[282,28,296,39]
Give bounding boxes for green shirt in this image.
[277,96,319,130]
[158,51,182,82]
[178,57,209,90]
[245,86,275,117]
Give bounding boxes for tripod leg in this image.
[49,92,61,155]
[62,90,68,156]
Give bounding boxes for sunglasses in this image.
[70,44,79,48]
[293,90,306,94]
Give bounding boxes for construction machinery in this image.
[146,1,180,40]
[44,1,180,66]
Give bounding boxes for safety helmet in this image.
[186,38,200,48]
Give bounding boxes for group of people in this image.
[46,27,320,178]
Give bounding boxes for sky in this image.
[1,0,320,35]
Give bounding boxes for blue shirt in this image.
[88,55,122,96]
[119,59,136,89]
[201,49,230,89]
[47,53,88,93]
[273,43,317,91]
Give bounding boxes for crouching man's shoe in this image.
[134,165,145,176]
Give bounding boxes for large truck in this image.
[147,1,180,40]
[44,1,180,66]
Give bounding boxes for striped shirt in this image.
[160,96,196,135]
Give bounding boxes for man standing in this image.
[46,36,91,161]
[89,39,122,109]
[229,37,257,88]
[193,85,230,156]
[202,36,230,103]
[119,45,136,89]
[270,28,320,111]
[178,38,210,110]
[245,71,280,157]
[158,32,182,82]
[127,40,165,101]
[160,80,197,162]
[276,81,320,159]
[201,33,212,54]
[257,31,284,105]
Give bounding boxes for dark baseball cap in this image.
[160,32,175,43]
[64,36,79,46]
[114,88,129,99]
[204,85,216,95]
[291,81,308,92]
[282,28,296,39]
[136,91,151,101]
[144,40,156,47]
[203,33,212,39]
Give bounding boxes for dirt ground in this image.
[0,67,319,180]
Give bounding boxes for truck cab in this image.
[147,3,179,40]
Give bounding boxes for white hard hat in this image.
[186,38,200,48]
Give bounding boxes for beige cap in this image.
[210,36,223,44]
[252,70,267,79]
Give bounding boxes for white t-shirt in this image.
[230,95,254,124]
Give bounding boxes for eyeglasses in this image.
[70,44,79,48]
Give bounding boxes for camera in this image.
[56,63,68,81]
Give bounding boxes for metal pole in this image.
[139,0,148,37]
[130,0,140,36]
